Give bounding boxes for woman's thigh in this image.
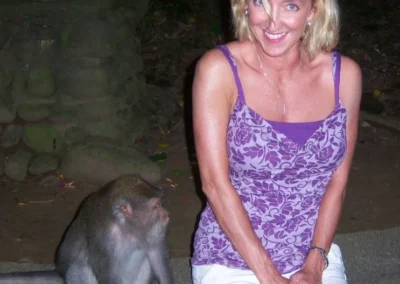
[191,243,347,284]
[192,263,260,284]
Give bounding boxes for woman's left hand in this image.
[289,268,322,284]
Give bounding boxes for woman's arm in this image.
[192,48,287,284]
[301,56,363,274]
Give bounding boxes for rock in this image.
[63,68,109,98]
[28,155,59,175]
[61,20,116,59]
[4,149,32,181]
[39,175,61,187]
[0,68,13,92]
[0,96,16,123]
[121,114,148,146]
[83,121,122,141]
[60,25,72,49]
[60,142,161,186]
[27,67,55,98]
[23,124,63,153]
[11,73,26,102]
[52,98,115,122]
[1,124,23,148]
[106,9,126,27]
[64,127,90,145]
[49,104,78,124]
[0,153,5,176]
[68,0,116,14]
[17,104,50,122]
[14,39,54,63]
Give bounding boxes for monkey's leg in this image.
[132,258,152,284]
[148,245,173,284]
[64,265,97,284]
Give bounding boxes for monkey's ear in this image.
[147,197,161,209]
[112,199,133,219]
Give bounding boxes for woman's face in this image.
[246,0,314,57]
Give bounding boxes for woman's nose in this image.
[267,7,281,31]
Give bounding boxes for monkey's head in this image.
[108,175,169,239]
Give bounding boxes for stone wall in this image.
[0,0,161,185]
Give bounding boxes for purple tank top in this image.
[191,45,347,274]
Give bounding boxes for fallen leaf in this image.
[159,143,169,148]
[188,17,196,24]
[149,153,168,163]
[172,169,186,175]
[373,89,382,97]
[64,181,75,188]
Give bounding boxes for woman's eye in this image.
[254,0,263,6]
[287,3,299,11]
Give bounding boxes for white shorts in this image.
[192,243,347,284]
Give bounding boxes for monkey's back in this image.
[55,189,112,275]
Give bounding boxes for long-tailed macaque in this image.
[0,175,173,284]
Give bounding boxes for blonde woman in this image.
[190,0,362,283]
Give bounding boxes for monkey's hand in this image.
[148,245,173,284]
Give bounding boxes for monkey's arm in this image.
[192,49,284,283]
[301,57,362,274]
[148,243,173,284]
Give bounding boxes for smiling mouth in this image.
[264,31,287,40]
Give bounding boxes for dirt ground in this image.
[0,0,400,266]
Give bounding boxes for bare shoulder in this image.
[338,54,362,108]
[193,42,245,104]
[195,44,235,79]
[313,52,362,107]
[195,41,251,75]
[339,55,362,85]
[194,46,231,93]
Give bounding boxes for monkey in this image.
[0,175,173,284]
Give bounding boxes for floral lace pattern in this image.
[191,49,347,274]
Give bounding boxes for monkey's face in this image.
[149,197,169,227]
[142,197,169,243]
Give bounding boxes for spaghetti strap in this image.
[216,45,245,103]
[332,50,341,105]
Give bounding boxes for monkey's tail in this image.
[0,270,64,284]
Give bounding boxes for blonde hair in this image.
[230,0,340,59]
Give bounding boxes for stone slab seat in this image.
[0,227,399,284]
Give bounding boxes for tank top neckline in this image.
[217,44,342,126]
[216,44,343,146]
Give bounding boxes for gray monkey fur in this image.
[0,175,173,284]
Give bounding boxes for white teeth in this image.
[265,32,286,40]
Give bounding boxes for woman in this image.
[190,0,361,283]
